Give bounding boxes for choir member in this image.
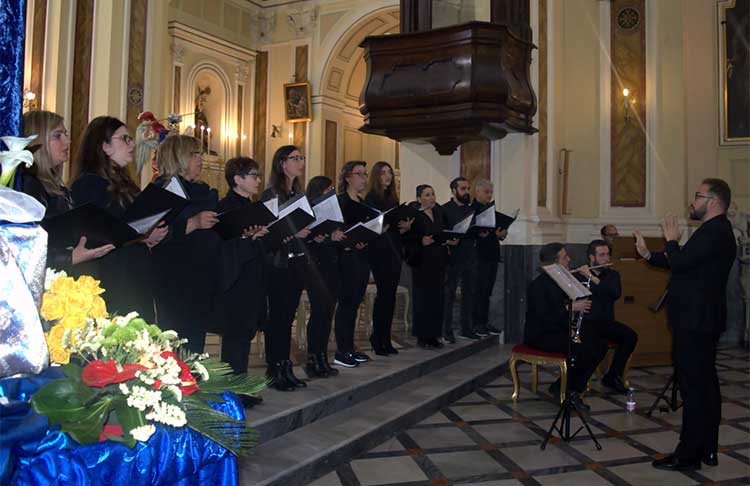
[260,145,310,391]
[302,176,344,378]
[21,110,114,270]
[363,161,413,355]
[471,179,504,336]
[71,116,168,322]
[405,185,452,348]
[333,161,371,367]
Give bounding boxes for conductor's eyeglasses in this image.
[694,192,715,200]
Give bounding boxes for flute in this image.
[571,263,613,273]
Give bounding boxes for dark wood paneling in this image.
[399,0,431,33]
[253,51,268,173]
[172,65,181,114]
[537,0,548,207]
[69,0,94,178]
[460,139,491,190]
[30,0,47,101]
[324,120,337,182]
[126,0,148,180]
[293,45,308,178]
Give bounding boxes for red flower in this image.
[160,351,199,396]
[81,360,147,388]
[98,424,124,442]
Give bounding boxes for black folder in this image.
[214,203,277,240]
[432,231,463,245]
[496,209,519,230]
[120,182,189,227]
[344,224,381,245]
[262,194,315,250]
[344,200,380,225]
[307,190,345,237]
[382,203,420,226]
[42,203,143,249]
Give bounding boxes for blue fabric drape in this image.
[0,0,26,189]
[0,370,242,486]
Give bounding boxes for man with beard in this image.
[442,177,480,342]
[635,178,736,472]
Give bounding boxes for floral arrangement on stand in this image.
[32,270,265,456]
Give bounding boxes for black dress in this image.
[215,189,266,374]
[363,193,403,347]
[21,172,73,271]
[405,204,448,341]
[70,173,156,322]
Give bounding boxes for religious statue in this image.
[193,85,212,153]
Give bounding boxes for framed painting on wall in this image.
[718,0,750,145]
[284,82,312,123]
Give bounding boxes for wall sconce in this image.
[23,90,38,110]
[622,88,636,124]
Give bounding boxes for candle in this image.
[206,128,212,154]
[200,125,205,154]
[288,129,293,144]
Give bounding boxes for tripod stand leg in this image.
[541,401,566,450]
[646,374,674,417]
[670,376,681,411]
[572,407,602,450]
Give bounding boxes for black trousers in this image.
[334,250,370,353]
[443,259,475,335]
[473,259,498,328]
[412,264,445,340]
[219,264,264,374]
[264,258,305,364]
[527,325,608,393]
[370,255,402,342]
[586,319,638,379]
[672,327,721,460]
[303,254,338,355]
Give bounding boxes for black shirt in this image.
[442,199,476,263]
[523,272,569,344]
[471,200,501,262]
[577,268,621,322]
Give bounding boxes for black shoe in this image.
[334,351,359,368]
[702,452,718,467]
[457,331,481,340]
[569,392,590,413]
[266,362,296,391]
[352,351,370,362]
[652,454,701,471]
[474,327,490,337]
[240,394,263,408]
[485,325,502,336]
[369,335,389,356]
[417,338,433,349]
[304,354,329,378]
[283,360,307,388]
[601,374,629,394]
[548,379,561,397]
[430,338,444,349]
[383,338,399,354]
[319,352,339,376]
[443,333,456,344]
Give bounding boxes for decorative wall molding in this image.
[287,5,319,39]
[168,21,256,64]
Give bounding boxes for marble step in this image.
[248,335,499,444]
[238,343,512,486]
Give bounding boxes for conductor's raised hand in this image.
[633,230,650,259]
[572,299,591,313]
[71,236,115,265]
[661,214,682,242]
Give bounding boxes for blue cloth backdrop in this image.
[0,369,243,486]
[0,0,26,189]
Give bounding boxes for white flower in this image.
[145,402,187,427]
[129,424,156,442]
[119,383,130,395]
[192,362,209,382]
[167,385,183,402]
[126,385,162,411]
[44,268,67,291]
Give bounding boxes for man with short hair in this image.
[600,224,619,246]
[472,179,505,336]
[636,178,736,472]
[442,177,479,342]
[577,240,638,394]
[523,243,609,410]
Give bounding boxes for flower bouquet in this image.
[31,270,266,456]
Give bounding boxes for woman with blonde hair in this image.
[21,110,114,269]
[71,116,168,321]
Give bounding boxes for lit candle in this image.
[288,129,293,144]
[200,125,205,153]
[206,127,212,154]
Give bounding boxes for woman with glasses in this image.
[215,156,268,384]
[363,161,413,355]
[259,145,310,391]
[405,185,450,349]
[333,160,372,368]
[20,110,115,271]
[71,116,168,322]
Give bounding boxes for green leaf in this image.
[113,401,146,448]
[182,395,256,456]
[59,397,113,445]
[30,378,96,423]
[61,363,83,381]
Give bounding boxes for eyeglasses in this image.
[286,155,306,162]
[694,192,715,200]
[352,171,368,178]
[241,171,261,179]
[112,134,134,145]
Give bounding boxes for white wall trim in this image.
[168,21,257,63]
[120,0,131,122]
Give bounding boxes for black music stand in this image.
[539,265,602,451]
[644,287,682,416]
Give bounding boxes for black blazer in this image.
[647,214,736,334]
[523,272,569,344]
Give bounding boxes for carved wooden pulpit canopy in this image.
[359,0,538,155]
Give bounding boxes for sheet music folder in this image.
[433,212,474,244]
[43,203,143,248]
[120,182,188,226]
[541,264,592,301]
[344,214,385,246]
[214,202,277,240]
[496,209,519,230]
[382,203,419,226]
[307,190,345,237]
[263,194,315,250]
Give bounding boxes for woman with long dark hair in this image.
[302,175,345,378]
[21,110,114,270]
[364,161,413,355]
[405,185,450,348]
[260,145,310,391]
[333,161,371,368]
[71,116,168,321]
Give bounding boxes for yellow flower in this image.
[50,276,76,295]
[40,294,66,321]
[77,275,105,296]
[90,296,108,319]
[60,311,87,330]
[45,325,70,364]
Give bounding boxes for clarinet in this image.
[571,274,593,343]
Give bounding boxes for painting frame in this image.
[718,0,750,146]
[284,81,312,123]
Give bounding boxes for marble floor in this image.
[308,347,750,486]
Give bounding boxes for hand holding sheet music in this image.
[344,214,385,246]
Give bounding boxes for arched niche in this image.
[184,62,233,158]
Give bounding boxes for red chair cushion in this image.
[511,344,566,360]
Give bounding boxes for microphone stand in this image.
[541,299,602,451]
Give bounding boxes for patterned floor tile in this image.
[722,402,750,420]
[533,416,606,436]
[369,437,406,454]
[569,436,649,462]
[698,453,750,482]
[427,450,506,479]
[349,456,428,485]
[608,462,699,486]
[500,443,579,471]
[591,412,662,432]
[450,404,512,422]
[461,480,523,486]
[533,469,612,486]
[471,422,540,444]
[417,411,452,425]
[718,424,750,446]
[627,430,681,453]
[506,399,561,417]
[407,424,477,448]
[308,471,343,486]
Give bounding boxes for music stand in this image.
[539,264,602,451]
[644,286,683,416]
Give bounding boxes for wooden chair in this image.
[509,344,568,404]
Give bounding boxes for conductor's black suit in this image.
[646,214,736,461]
